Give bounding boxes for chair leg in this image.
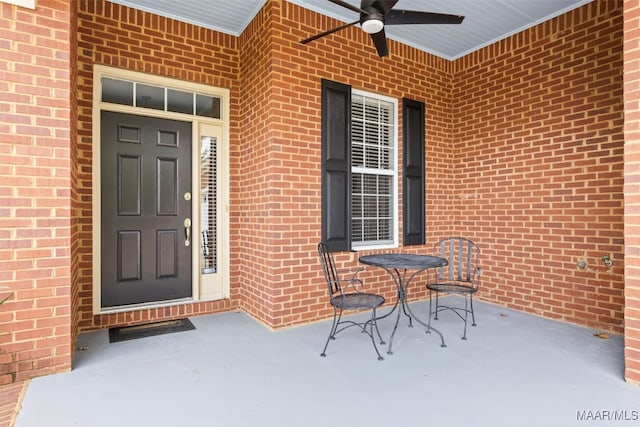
[321,307,339,357]
[462,294,469,340]
[428,289,434,328]
[434,291,440,320]
[369,308,384,361]
[373,308,385,345]
[470,294,477,326]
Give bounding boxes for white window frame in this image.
[350,89,398,251]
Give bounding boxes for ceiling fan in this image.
[300,0,464,57]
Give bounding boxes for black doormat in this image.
[109,318,195,343]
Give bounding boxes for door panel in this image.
[157,230,177,278]
[157,158,178,215]
[101,111,192,308]
[117,230,141,281]
[118,155,141,215]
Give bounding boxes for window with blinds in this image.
[351,92,396,247]
[200,136,217,274]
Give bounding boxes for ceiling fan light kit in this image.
[300,0,465,57]
[361,16,384,34]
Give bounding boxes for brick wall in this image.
[624,0,640,385]
[69,0,80,373]
[239,1,626,332]
[75,0,462,330]
[238,0,457,326]
[236,0,281,325]
[1,0,632,386]
[76,0,625,335]
[0,0,73,383]
[76,0,241,330]
[76,0,626,332]
[451,1,625,332]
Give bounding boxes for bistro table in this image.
[359,253,448,355]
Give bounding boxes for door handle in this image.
[184,218,191,247]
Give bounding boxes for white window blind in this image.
[351,92,396,247]
[200,136,217,273]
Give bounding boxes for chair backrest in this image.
[318,242,341,297]
[433,237,480,285]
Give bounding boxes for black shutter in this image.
[403,98,425,246]
[321,79,352,252]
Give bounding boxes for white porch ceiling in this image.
[108,0,592,60]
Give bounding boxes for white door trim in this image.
[91,65,230,314]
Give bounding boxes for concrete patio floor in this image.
[11,299,640,427]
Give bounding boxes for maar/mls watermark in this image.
[576,410,639,422]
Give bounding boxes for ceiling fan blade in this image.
[370,0,399,14]
[329,0,366,14]
[370,29,388,57]
[300,20,360,44]
[385,10,464,25]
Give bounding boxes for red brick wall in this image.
[78,0,460,330]
[1,0,633,386]
[75,1,626,335]
[75,0,241,330]
[0,0,73,383]
[236,0,281,325]
[624,0,640,385]
[69,0,80,374]
[76,0,626,332]
[238,1,626,332]
[451,1,624,332]
[238,1,457,326]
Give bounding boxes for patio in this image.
[9,299,640,427]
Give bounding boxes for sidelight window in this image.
[200,136,217,274]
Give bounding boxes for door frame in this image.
[92,65,230,314]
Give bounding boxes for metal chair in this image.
[427,237,481,340]
[317,243,386,360]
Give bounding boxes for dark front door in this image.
[101,111,192,308]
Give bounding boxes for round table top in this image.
[359,253,447,269]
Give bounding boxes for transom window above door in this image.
[101,77,222,119]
